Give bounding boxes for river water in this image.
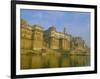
[21,51,90,69]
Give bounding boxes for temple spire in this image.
[64,27,66,34]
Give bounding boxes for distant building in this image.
[71,37,87,50]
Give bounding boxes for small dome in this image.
[32,25,44,30]
[49,26,56,31]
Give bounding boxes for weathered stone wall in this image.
[49,37,59,49]
[21,25,33,50]
[21,25,33,69]
[32,29,43,50]
[21,25,44,49]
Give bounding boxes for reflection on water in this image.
[21,51,90,69]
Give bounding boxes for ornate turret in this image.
[64,27,66,34]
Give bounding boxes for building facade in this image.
[21,24,71,51]
[44,26,71,50]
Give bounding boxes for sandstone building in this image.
[21,23,71,51]
[44,26,71,50]
[21,19,88,50]
[21,19,90,69]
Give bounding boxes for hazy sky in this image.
[20,9,90,47]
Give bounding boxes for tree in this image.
[21,19,28,25]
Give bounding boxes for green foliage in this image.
[21,18,28,25]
